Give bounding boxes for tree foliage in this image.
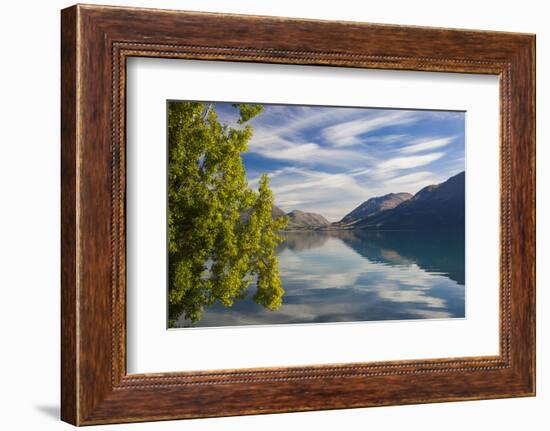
[167,101,287,326]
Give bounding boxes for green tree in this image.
[167,101,287,326]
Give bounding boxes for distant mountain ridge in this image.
[355,171,465,230]
[338,192,413,225]
[285,209,330,230]
[244,171,465,231]
[243,205,330,230]
[271,205,287,220]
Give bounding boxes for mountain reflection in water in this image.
[174,230,465,328]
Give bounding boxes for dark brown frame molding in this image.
[61,4,536,426]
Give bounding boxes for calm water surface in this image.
[174,230,465,327]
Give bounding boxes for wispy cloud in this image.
[212,102,465,220]
[376,152,445,172]
[322,111,418,147]
[251,138,369,168]
[361,134,408,145]
[249,129,370,168]
[400,137,455,154]
[385,171,439,185]
[343,152,444,185]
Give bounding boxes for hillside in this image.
[285,209,330,230]
[355,171,465,230]
[338,192,412,225]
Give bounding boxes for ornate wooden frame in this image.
[61,4,536,426]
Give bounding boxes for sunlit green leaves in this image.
[167,102,287,326]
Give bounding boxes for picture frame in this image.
[61,4,535,426]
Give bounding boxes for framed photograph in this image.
[61,4,536,425]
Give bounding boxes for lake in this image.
[173,229,465,328]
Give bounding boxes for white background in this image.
[0,0,547,430]
[127,59,500,373]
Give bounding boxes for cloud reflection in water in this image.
[174,230,465,328]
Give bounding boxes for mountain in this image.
[355,171,465,230]
[241,204,287,223]
[338,192,412,225]
[285,210,330,230]
[241,205,330,230]
[271,205,287,219]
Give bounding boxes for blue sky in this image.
[214,102,465,222]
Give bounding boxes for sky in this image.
[214,102,465,222]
